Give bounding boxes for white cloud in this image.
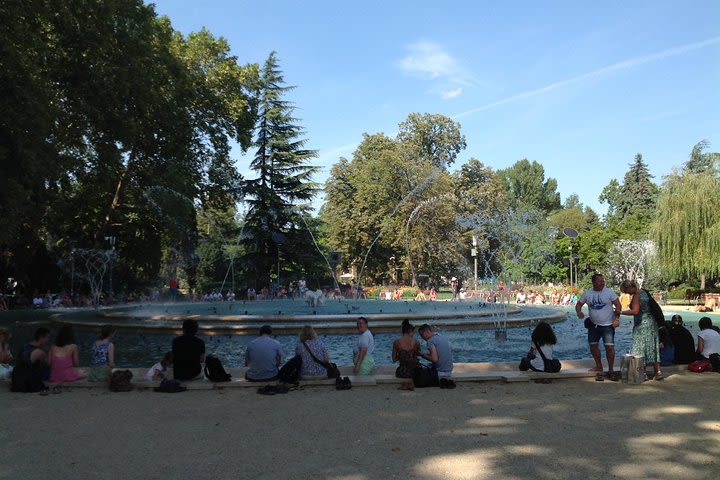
[441,87,463,99]
[454,35,720,118]
[398,40,474,98]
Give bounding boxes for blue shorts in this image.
[588,325,615,345]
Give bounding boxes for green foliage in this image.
[241,52,321,288]
[0,0,257,294]
[396,113,467,169]
[650,172,720,281]
[685,140,720,175]
[323,116,466,285]
[600,153,658,234]
[497,159,561,214]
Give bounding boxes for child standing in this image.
[88,325,115,382]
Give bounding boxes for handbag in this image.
[302,341,338,379]
[627,355,645,384]
[688,359,712,373]
[413,363,439,388]
[534,341,561,373]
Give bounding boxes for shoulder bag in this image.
[302,341,339,379]
[533,341,561,373]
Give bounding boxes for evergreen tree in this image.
[616,153,658,220]
[685,139,720,175]
[242,52,319,287]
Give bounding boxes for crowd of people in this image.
[5,271,720,392]
[576,273,720,381]
[4,316,460,392]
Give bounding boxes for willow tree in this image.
[650,173,720,289]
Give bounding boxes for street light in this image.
[104,236,116,297]
[562,228,578,287]
[471,234,478,290]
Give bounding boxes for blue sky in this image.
[150,0,720,215]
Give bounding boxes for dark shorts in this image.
[588,325,615,345]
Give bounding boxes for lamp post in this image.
[104,236,116,297]
[562,228,578,288]
[471,234,478,290]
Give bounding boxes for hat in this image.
[451,277,457,281]
[260,325,273,335]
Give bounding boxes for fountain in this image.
[606,240,657,288]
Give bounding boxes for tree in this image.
[323,131,462,284]
[616,153,658,220]
[0,1,258,295]
[651,172,720,289]
[497,159,561,214]
[241,52,319,287]
[454,158,507,216]
[396,113,466,169]
[685,139,720,175]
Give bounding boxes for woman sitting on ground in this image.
[520,321,558,373]
[0,327,14,380]
[295,325,331,379]
[88,324,115,382]
[392,319,421,378]
[49,324,86,383]
[696,317,720,368]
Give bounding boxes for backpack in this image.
[204,355,231,382]
[277,355,302,384]
[109,370,134,392]
[413,364,439,388]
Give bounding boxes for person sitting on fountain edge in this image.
[172,320,205,381]
[245,325,284,382]
[418,324,455,387]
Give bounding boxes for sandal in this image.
[608,372,621,382]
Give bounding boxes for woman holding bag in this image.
[295,325,331,380]
[620,280,662,381]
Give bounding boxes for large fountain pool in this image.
[2,306,711,368]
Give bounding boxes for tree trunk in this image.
[98,152,136,241]
[700,273,706,290]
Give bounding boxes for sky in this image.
[150,0,720,216]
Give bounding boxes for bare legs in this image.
[589,343,616,373]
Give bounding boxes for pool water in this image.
[2,307,710,369]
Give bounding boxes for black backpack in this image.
[277,355,302,384]
[204,355,231,382]
[413,364,439,388]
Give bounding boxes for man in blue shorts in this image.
[576,273,622,380]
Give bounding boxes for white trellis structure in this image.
[73,248,116,307]
[607,240,657,288]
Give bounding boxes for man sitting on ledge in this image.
[419,323,454,387]
[245,325,284,382]
[172,320,205,381]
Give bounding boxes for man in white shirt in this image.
[576,273,622,380]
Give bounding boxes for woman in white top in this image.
[696,317,720,359]
[519,321,558,373]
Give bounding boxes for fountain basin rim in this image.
[50,309,566,335]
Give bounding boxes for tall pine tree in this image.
[242,52,318,287]
[616,153,658,219]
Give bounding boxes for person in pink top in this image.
[49,325,85,383]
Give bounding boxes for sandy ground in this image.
[2,372,719,480]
